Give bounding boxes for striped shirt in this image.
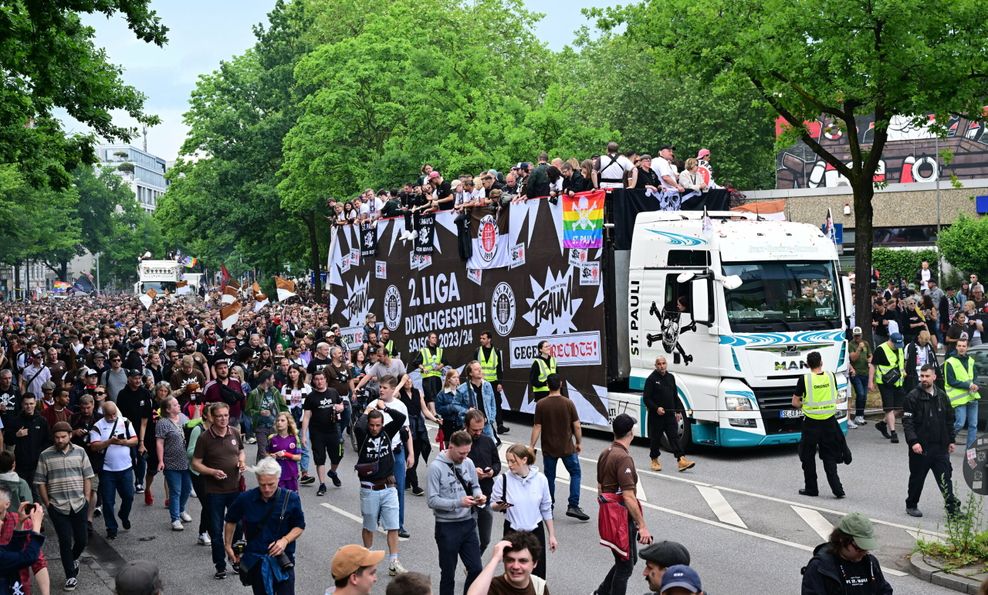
[34,444,94,514]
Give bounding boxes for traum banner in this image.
[328,193,609,423]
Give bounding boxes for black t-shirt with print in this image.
[303,388,342,433]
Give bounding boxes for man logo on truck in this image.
[775,360,810,371]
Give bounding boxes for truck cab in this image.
[620,212,851,448]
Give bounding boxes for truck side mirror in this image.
[691,279,713,326]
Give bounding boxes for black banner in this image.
[414,214,435,255]
[360,223,378,258]
[611,188,729,250]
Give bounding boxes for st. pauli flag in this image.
[220,301,242,330]
[414,214,436,255]
[252,281,262,297]
[562,190,605,249]
[253,293,270,312]
[176,280,191,296]
[465,207,510,269]
[360,222,378,258]
[220,264,231,289]
[221,285,239,305]
[275,277,297,301]
[139,289,157,310]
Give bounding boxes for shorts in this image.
[360,486,399,532]
[878,384,903,413]
[310,430,343,467]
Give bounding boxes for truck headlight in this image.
[725,396,753,411]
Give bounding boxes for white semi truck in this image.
[328,198,850,449]
[134,260,202,296]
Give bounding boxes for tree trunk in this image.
[852,180,876,344]
[302,211,323,303]
[59,259,68,282]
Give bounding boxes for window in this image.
[722,261,841,331]
[667,250,711,267]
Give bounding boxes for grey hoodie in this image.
[427,450,481,523]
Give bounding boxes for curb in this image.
[907,552,986,594]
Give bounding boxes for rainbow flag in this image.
[562,190,605,249]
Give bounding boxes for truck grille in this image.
[752,385,801,434]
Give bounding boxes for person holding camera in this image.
[224,457,304,595]
[0,493,45,595]
[35,421,94,591]
[88,402,138,540]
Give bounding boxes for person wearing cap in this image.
[329,544,385,595]
[847,326,872,428]
[595,413,652,595]
[869,332,906,443]
[801,512,892,594]
[116,369,154,497]
[657,564,704,595]
[36,420,94,591]
[943,337,980,451]
[427,171,454,211]
[639,541,691,592]
[114,560,163,595]
[792,351,845,498]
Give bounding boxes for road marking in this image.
[320,503,408,541]
[555,478,906,577]
[792,505,833,541]
[906,529,945,544]
[696,486,746,528]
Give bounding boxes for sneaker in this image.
[329,470,342,488]
[566,506,590,521]
[214,570,226,580]
[198,532,212,546]
[677,456,696,472]
[398,528,410,539]
[389,559,407,576]
[135,484,145,494]
[890,431,899,444]
[876,421,890,439]
[172,520,184,531]
[180,510,193,523]
[854,416,867,426]
[247,436,257,444]
[190,488,197,498]
[64,577,78,591]
[93,506,102,518]
[317,483,327,496]
[300,474,316,485]
[650,458,662,472]
[121,519,131,531]
[846,419,858,429]
[411,486,425,497]
[106,530,117,540]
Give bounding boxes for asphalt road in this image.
[37,415,971,594]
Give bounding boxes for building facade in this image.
[95,144,168,212]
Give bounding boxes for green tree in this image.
[938,215,988,280]
[0,1,168,189]
[609,0,988,341]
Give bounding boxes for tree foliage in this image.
[607,0,988,341]
[871,248,939,286]
[937,215,988,280]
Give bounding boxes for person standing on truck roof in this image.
[792,351,846,499]
[528,341,556,402]
[474,331,509,435]
[643,357,695,473]
[408,332,450,403]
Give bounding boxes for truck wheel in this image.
[659,400,694,454]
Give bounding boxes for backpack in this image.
[184,417,204,446]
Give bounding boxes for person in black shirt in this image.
[4,394,49,490]
[397,374,439,497]
[635,155,662,192]
[560,162,591,195]
[871,299,892,340]
[306,342,331,376]
[642,357,694,473]
[115,369,154,494]
[301,370,344,496]
[801,513,892,594]
[465,409,500,554]
[902,365,959,517]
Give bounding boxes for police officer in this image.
[943,337,980,451]
[528,340,556,401]
[792,351,845,499]
[902,364,960,518]
[474,331,508,434]
[409,332,450,402]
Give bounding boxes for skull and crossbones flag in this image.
[414,214,436,255]
[562,190,605,249]
[360,222,378,258]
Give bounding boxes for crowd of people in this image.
[325,143,729,232]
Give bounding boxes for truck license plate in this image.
[779,409,804,419]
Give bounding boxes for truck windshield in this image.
[722,261,840,331]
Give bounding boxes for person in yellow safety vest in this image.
[380,327,397,361]
[474,331,509,435]
[868,332,906,444]
[408,331,450,402]
[791,351,845,499]
[943,337,981,451]
[528,340,557,401]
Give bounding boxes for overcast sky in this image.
[62,0,621,162]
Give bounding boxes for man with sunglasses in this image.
[100,350,128,401]
[801,512,892,594]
